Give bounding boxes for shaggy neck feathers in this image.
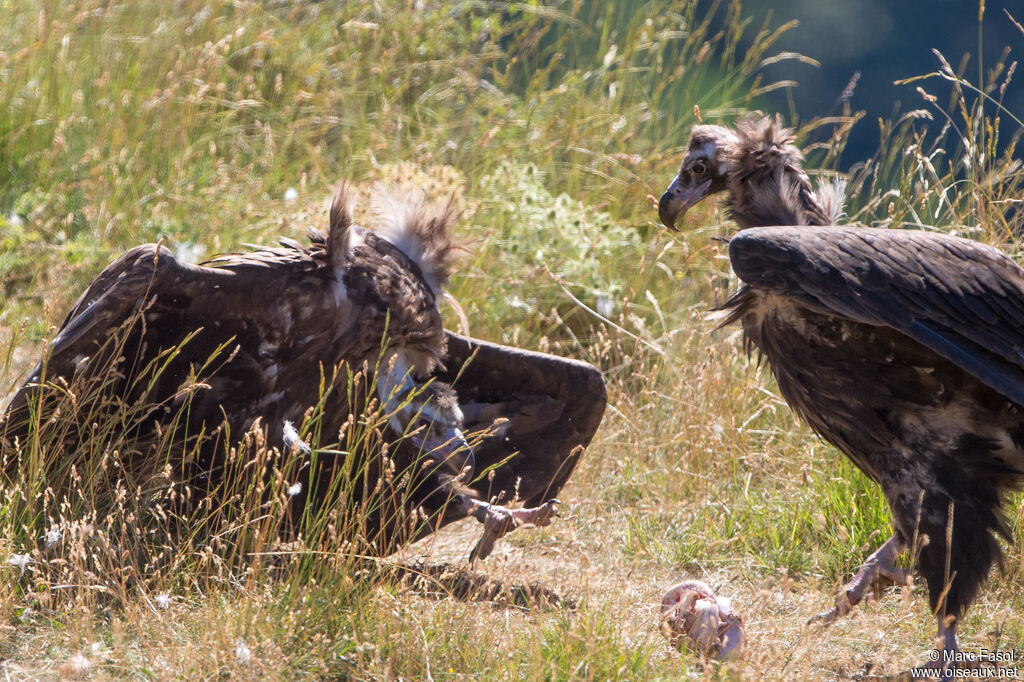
[369,184,457,298]
[300,183,457,302]
[326,183,353,270]
[722,116,832,229]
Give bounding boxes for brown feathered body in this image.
[3,185,606,553]
[659,116,1024,651]
[5,187,447,465]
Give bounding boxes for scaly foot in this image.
[810,535,911,625]
[463,498,561,561]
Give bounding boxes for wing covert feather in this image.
[729,225,1024,405]
[49,245,245,360]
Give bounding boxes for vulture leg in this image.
[936,619,958,678]
[937,618,958,655]
[909,620,958,681]
[463,497,560,562]
[423,332,606,557]
[810,535,910,624]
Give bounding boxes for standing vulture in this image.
[1,184,607,559]
[658,116,1024,667]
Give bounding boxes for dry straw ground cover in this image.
[0,0,1021,679]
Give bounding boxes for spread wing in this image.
[439,333,607,506]
[48,245,245,365]
[728,225,1024,406]
[1,242,345,446]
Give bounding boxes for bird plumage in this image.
[3,183,607,557]
[658,115,832,230]
[7,185,446,455]
[658,115,1024,667]
[723,226,1024,619]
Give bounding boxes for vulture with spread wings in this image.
[658,116,1024,670]
[1,184,606,559]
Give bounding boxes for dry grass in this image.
[0,0,1022,679]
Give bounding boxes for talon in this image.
[809,602,846,627]
[465,498,562,562]
[810,535,906,626]
[808,592,852,626]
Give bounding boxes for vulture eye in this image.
[691,160,708,176]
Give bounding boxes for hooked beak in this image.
[658,177,712,231]
[412,424,475,477]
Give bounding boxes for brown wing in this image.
[49,245,241,365]
[0,240,353,452]
[728,225,1024,406]
[438,332,606,507]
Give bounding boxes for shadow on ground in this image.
[385,560,574,611]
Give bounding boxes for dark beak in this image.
[414,425,475,477]
[658,177,712,231]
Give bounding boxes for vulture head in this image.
[658,115,832,230]
[378,361,473,476]
[657,124,740,229]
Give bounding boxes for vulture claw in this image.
[808,535,910,627]
[808,601,851,627]
[465,498,561,562]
